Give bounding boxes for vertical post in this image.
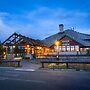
[66,63,69,68]
[56,41,59,60]
[33,47,36,59]
[6,46,8,55]
[55,40,62,61]
[42,63,44,68]
[3,46,8,59]
[26,45,30,54]
[12,46,13,54]
[57,45,59,58]
[18,61,20,67]
[12,45,15,55]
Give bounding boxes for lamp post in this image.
[55,40,59,60]
[55,40,61,60]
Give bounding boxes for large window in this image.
[75,46,79,51]
[59,46,62,52]
[54,46,56,52]
[71,46,75,51]
[67,46,70,52]
[62,46,66,52]
[62,40,70,46]
[54,45,80,52]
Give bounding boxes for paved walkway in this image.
[0,60,41,71]
[21,60,40,69]
[14,60,41,71]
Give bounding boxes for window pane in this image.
[62,46,66,52]
[75,46,79,51]
[67,46,70,52]
[71,46,74,51]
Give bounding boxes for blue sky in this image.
[0,0,90,41]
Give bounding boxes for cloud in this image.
[20,7,90,37]
[0,7,90,42]
[0,19,15,41]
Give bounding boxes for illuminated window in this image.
[67,46,70,52]
[71,46,75,51]
[62,46,66,52]
[62,40,70,45]
[84,48,89,52]
[59,46,61,51]
[80,48,83,52]
[75,46,79,51]
[54,46,57,52]
[32,48,34,54]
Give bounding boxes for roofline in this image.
[49,34,84,47]
[59,35,84,46]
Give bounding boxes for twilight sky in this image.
[0,0,90,41]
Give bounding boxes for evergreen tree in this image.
[0,42,4,58]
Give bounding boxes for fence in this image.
[36,55,90,61]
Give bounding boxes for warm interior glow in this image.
[55,41,59,46]
[13,45,15,48]
[55,40,62,46]
[3,52,5,54]
[37,47,42,49]
[48,49,49,51]
[27,45,29,47]
[76,49,79,52]
[39,47,41,49]
[37,47,40,49]
[3,46,8,48]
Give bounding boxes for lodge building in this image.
[2,24,90,57]
[42,24,90,55]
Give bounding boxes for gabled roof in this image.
[42,29,90,47]
[2,32,46,47]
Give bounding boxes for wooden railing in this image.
[0,60,21,67]
[36,55,90,61]
[40,60,90,68]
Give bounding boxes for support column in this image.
[66,63,69,68]
[12,45,15,55]
[6,47,8,55]
[3,46,8,55]
[26,45,30,54]
[42,63,44,68]
[12,46,14,54]
[3,46,8,59]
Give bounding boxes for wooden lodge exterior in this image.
[2,24,90,58]
[2,32,52,58]
[42,24,90,55]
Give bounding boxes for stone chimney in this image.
[59,24,64,32]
